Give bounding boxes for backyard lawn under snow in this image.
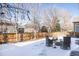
[0,36,79,56]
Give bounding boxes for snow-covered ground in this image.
[0,37,79,56]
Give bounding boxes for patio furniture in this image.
[46,36,53,47]
[62,36,71,50]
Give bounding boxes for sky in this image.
[9,3,79,17]
[39,3,79,16]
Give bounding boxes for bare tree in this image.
[58,9,72,32]
[46,8,72,32]
[42,7,73,32]
[24,4,41,39]
[42,7,60,32]
[30,4,41,32]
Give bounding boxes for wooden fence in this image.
[0,32,70,43]
[0,32,48,43]
[69,32,79,37]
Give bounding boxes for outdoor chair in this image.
[61,36,71,50]
[46,36,53,47]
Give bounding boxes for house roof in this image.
[73,21,79,23]
[24,21,35,28]
[73,16,79,23]
[0,20,15,26]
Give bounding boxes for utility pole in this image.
[14,7,19,42]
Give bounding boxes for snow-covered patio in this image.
[0,37,79,56]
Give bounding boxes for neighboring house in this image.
[72,16,79,36]
[73,22,79,32]
[73,21,79,37]
[73,17,79,32]
[0,20,16,33]
[24,22,36,33]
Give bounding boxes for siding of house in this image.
[0,24,16,33]
[74,23,79,32]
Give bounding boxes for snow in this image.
[0,37,79,56]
